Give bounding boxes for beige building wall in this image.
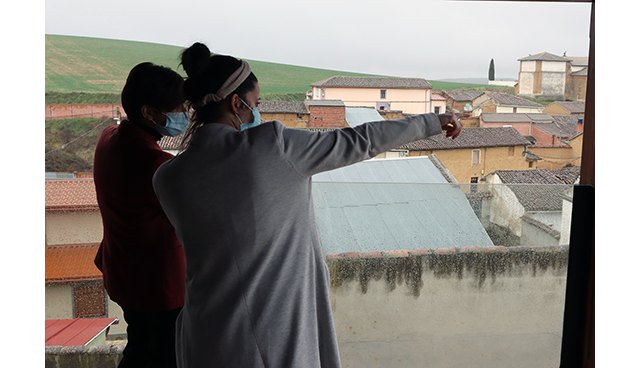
[329,247,568,368]
[495,106,543,114]
[543,103,571,115]
[432,100,447,114]
[45,284,74,319]
[45,211,103,246]
[518,61,536,95]
[408,146,530,183]
[529,133,582,170]
[261,113,308,128]
[319,87,430,114]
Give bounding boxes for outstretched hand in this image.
[437,112,465,139]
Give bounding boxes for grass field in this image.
[46,34,511,102]
[46,34,378,96]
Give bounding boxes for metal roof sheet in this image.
[344,107,385,128]
[312,157,493,253]
[45,318,118,347]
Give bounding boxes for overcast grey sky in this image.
[45,0,591,80]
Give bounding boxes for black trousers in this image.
[118,307,182,368]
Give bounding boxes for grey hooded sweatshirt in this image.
[152,114,442,368]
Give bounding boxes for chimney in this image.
[576,117,584,133]
[305,100,347,128]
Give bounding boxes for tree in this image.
[488,59,495,81]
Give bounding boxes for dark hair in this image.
[121,62,185,122]
[179,42,258,147]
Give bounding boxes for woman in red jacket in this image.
[93,62,188,368]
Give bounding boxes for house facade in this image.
[431,93,447,115]
[310,76,433,114]
[398,127,533,184]
[258,100,309,127]
[529,131,583,170]
[441,90,483,113]
[472,92,544,116]
[516,52,588,101]
[480,112,555,141]
[543,101,585,116]
[484,168,579,245]
[45,179,127,336]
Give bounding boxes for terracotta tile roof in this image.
[568,56,589,67]
[493,169,574,211]
[534,120,578,138]
[480,92,543,108]
[305,99,345,107]
[554,101,585,113]
[571,67,588,76]
[399,127,531,151]
[518,52,570,62]
[311,76,432,89]
[45,179,98,212]
[442,90,483,102]
[482,113,553,123]
[46,318,118,347]
[259,101,308,114]
[431,93,446,101]
[46,243,102,282]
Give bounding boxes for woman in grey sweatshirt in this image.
[152,42,462,368]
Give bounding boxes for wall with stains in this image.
[327,246,568,368]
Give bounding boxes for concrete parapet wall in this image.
[326,245,569,368]
[45,246,569,368]
[45,345,123,368]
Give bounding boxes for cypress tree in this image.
[488,59,495,81]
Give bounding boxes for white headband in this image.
[200,59,252,105]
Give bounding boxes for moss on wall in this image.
[327,246,568,297]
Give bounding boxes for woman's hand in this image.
[437,112,464,139]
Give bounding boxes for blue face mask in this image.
[237,99,261,132]
[156,111,190,137]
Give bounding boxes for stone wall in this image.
[45,104,123,121]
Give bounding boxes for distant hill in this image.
[45,35,381,99]
[45,34,510,102]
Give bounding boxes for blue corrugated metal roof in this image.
[312,157,494,253]
[345,107,384,127]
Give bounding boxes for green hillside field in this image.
[46,34,507,103]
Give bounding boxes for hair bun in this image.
[180,42,212,77]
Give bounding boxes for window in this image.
[434,106,441,114]
[512,107,517,113]
[508,146,515,156]
[471,149,481,165]
[470,176,479,193]
[380,89,386,99]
